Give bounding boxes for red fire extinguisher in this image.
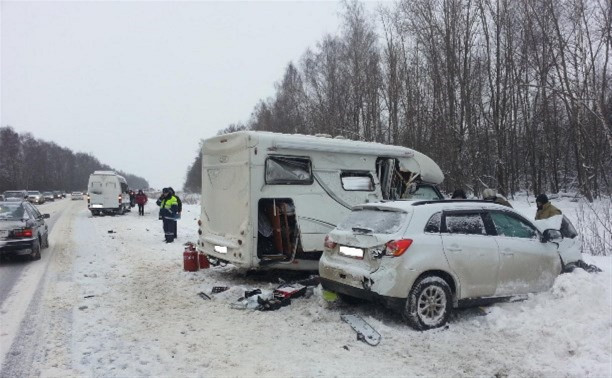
[198,251,210,269]
[183,244,198,272]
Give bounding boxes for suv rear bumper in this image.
[320,277,405,311]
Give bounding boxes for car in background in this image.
[43,192,55,202]
[27,191,45,204]
[2,190,28,201]
[0,200,50,261]
[87,171,131,215]
[319,200,581,330]
[53,191,62,200]
[71,192,84,200]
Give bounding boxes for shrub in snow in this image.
[574,197,611,256]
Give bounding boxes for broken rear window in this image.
[265,156,312,185]
[337,209,406,234]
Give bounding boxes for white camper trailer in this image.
[87,171,131,216]
[197,131,444,270]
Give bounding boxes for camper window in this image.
[340,172,375,191]
[265,156,312,185]
[120,183,128,193]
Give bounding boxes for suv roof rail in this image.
[411,199,493,206]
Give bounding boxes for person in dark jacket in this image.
[535,194,562,220]
[451,189,467,199]
[135,190,148,216]
[156,188,179,243]
[129,190,136,208]
[168,187,182,238]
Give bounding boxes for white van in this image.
[197,131,444,271]
[87,171,131,216]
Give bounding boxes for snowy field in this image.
[0,196,610,377]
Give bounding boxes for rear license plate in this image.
[91,204,103,208]
[339,246,364,259]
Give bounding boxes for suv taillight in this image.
[324,235,337,249]
[385,239,413,257]
[118,195,122,203]
[13,228,33,238]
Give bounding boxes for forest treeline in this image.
[0,126,149,192]
[184,0,611,200]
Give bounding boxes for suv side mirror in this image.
[542,229,562,243]
[43,214,50,219]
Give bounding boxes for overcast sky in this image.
[0,1,375,189]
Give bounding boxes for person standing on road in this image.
[168,187,182,239]
[135,190,148,216]
[535,194,562,220]
[156,188,179,243]
[482,188,513,208]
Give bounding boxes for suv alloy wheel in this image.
[404,276,452,330]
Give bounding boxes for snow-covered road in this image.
[0,199,610,377]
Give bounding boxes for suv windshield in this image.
[337,208,406,234]
[0,203,26,220]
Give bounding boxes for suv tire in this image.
[403,276,452,330]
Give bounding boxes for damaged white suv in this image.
[319,200,581,330]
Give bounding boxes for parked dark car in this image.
[43,192,55,202]
[0,201,50,260]
[53,191,62,199]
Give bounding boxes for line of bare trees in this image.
[0,126,149,192]
[185,0,611,200]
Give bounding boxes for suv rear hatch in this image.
[321,205,411,289]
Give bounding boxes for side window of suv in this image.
[444,213,487,235]
[424,212,442,233]
[490,212,538,239]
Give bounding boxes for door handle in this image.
[501,250,514,256]
[447,247,462,252]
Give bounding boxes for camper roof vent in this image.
[314,133,332,138]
